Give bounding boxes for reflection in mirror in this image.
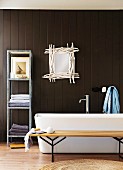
[42,43,79,83]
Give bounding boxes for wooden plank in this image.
[3,10,11,141]
[76,11,85,113]
[119,11,123,113]
[10,10,19,126]
[90,11,99,112]
[54,11,63,112]
[32,10,41,116]
[18,10,26,49]
[25,10,33,50]
[10,143,25,149]
[46,11,55,112]
[40,11,49,112]
[61,11,76,112]
[112,11,120,88]
[68,11,80,112]
[83,11,92,112]
[18,10,29,126]
[0,10,4,141]
[22,10,33,124]
[98,11,107,113]
[30,130,123,137]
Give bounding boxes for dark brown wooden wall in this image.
[0,10,123,141]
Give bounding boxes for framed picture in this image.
[11,57,29,78]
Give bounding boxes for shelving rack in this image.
[7,50,32,145]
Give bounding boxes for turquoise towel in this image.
[103,86,120,113]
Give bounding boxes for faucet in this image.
[79,95,89,113]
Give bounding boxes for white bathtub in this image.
[34,113,123,153]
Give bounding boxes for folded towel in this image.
[9,99,30,103]
[9,128,28,133]
[9,132,27,136]
[9,103,29,107]
[11,124,28,130]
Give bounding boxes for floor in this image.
[0,143,123,170]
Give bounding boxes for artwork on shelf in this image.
[42,43,80,83]
[11,57,29,78]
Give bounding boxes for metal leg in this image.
[39,136,66,162]
[113,137,123,159]
[52,140,54,162]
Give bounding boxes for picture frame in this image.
[11,57,29,78]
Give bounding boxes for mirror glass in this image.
[54,52,69,73]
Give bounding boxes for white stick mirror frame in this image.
[42,43,79,83]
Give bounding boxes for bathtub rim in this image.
[35,113,123,119]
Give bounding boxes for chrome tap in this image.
[79,95,89,113]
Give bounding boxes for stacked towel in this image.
[9,123,29,136]
[9,94,30,107]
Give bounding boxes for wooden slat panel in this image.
[18,10,29,126]
[119,11,123,112]
[0,10,4,141]
[10,10,20,126]
[54,11,63,112]
[112,11,120,88]
[91,11,99,112]
[76,11,85,113]
[46,11,55,112]
[3,10,11,141]
[18,10,26,49]
[62,11,70,113]
[83,11,92,112]
[32,11,41,118]
[40,11,49,112]
[22,10,33,125]
[98,11,107,113]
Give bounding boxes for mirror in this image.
[42,43,79,83]
[54,52,69,73]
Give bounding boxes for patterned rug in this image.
[39,159,123,170]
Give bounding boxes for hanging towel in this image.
[103,86,120,114]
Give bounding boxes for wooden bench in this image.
[30,130,123,162]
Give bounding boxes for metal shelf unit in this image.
[7,50,32,145]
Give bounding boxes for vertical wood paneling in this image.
[18,10,26,49]
[0,10,123,141]
[40,11,48,112]
[0,10,4,140]
[25,11,33,50]
[23,10,34,123]
[32,11,40,119]
[3,10,11,141]
[54,11,63,112]
[68,11,79,112]
[62,11,75,112]
[83,11,92,112]
[91,11,99,112]
[46,11,55,112]
[77,11,85,112]
[105,12,113,84]
[112,12,120,88]
[18,10,29,126]
[119,12,123,112]
[10,10,19,126]
[98,11,106,112]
